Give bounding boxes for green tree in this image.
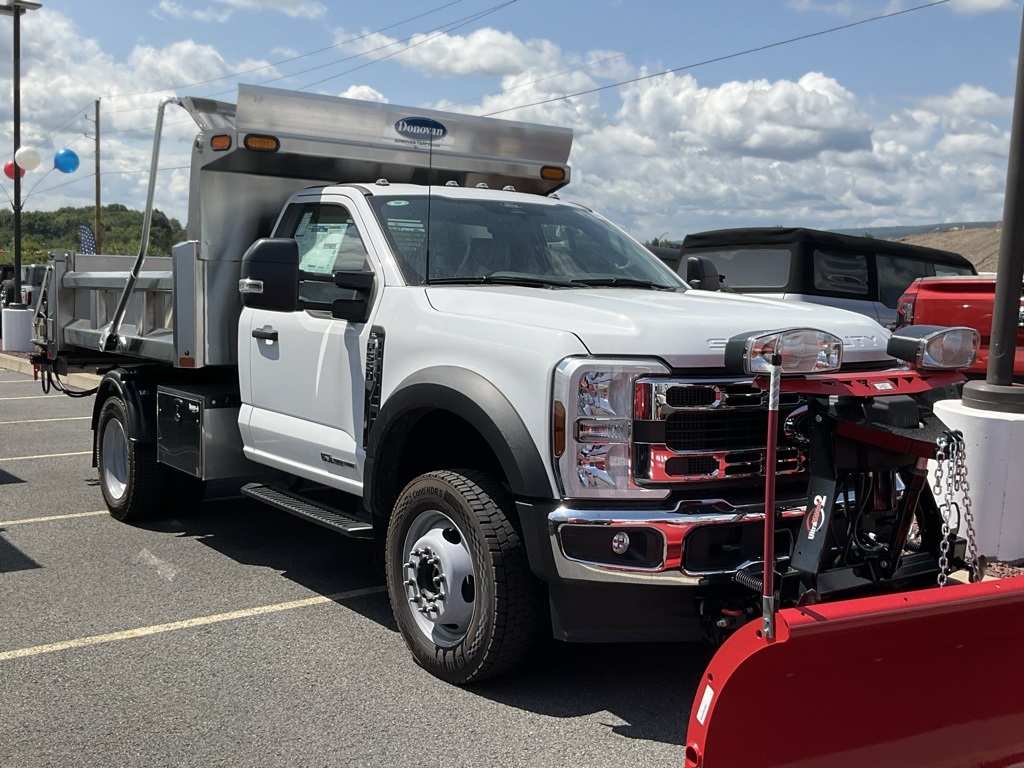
[0,205,186,265]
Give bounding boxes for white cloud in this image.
[796,0,1015,15]
[947,0,1016,14]
[338,85,389,103]
[213,0,326,18]
[155,0,327,22]
[0,9,283,224]
[556,66,1008,236]
[156,1,231,23]
[0,9,1013,239]
[335,26,560,78]
[785,1,856,15]
[918,84,1013,118]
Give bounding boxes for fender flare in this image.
[365,366,553,512]
[91,369,158,465]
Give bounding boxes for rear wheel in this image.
[386,470,542,685]
[97,395,162,521]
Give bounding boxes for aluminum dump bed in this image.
[36,84,572,368]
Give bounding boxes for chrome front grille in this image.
[665,409,770,451]
[633,378,805,484]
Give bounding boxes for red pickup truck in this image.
[896,275,1024,378]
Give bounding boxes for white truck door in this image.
[243,199,375,494]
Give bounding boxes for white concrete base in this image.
[1,306,33,352]
[933,399,1024,561]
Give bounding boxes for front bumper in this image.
[516,495,806,642]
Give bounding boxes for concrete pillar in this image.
[933,399,1024,561]
[1,304,33,352]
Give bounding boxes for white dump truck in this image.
[32,84,937,684]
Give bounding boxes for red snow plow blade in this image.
[684,576,1024,768]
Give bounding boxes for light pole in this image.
[1,0,41,307]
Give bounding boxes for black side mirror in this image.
[332,270,375,323]
[239,238,299,312]
[685,255,722,291]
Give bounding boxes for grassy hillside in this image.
[0,205,185,265]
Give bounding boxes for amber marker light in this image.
[540,166,566,181]
[244,134,280,152]
[210,134,232,151]
[553,400,566,457]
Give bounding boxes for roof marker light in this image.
[243,134,279,152]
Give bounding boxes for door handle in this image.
[252,328,278,341]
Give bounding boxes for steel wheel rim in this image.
[101,417,129,501]
[401,509,476,647]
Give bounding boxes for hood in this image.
[425,286,891,369]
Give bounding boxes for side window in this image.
[876,255,930,308]
[813,249,869,296]
[697,248,791,290]
[287,204,370,310]
[934,264,975,277]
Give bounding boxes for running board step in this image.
[241,482,373,539]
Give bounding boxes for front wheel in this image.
[385,470,543,685]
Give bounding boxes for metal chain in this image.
[933,430,980,586]
[950,431,981,582]
[934,435,951,587]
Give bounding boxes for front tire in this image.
[386,470,542,685]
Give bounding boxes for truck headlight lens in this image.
[553,358,670,499]
[724,328,843,375]
[887,325,979,370]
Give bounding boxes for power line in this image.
[129,0,517,105]
[484,0,951,116]
[446,1,787,109]
[296,1,516,91]
[105,0,467,100]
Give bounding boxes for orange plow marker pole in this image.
[685,577,1024,768]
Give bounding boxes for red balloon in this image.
[3,160,25,179]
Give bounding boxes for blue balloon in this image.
[54,148,80,174]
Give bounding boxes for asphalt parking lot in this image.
[0,361,708,768]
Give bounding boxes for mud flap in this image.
[685,577,1024,768]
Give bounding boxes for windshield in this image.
[368,194,685,289]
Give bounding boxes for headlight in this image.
[553,358,670,500]
[887,325,979,370]
[724,328,843,375]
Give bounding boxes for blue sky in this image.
[1,0,1021,241]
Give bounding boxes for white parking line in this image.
[0,451,91,462]
[0,416,90,425]
[0,510,108,526]
[0,586,387,661]
[0,395,60,401]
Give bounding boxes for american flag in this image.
[78,223,96,254]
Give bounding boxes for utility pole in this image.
[94,98,101,252]
[0,0,41,304]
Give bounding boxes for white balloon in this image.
[14,146,41,171]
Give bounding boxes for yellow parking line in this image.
[0,416,90,425]
[0,586,387,661]
[0,510,108,526]
[0,451,91,462]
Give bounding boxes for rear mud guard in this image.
[685,577,1024,768]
